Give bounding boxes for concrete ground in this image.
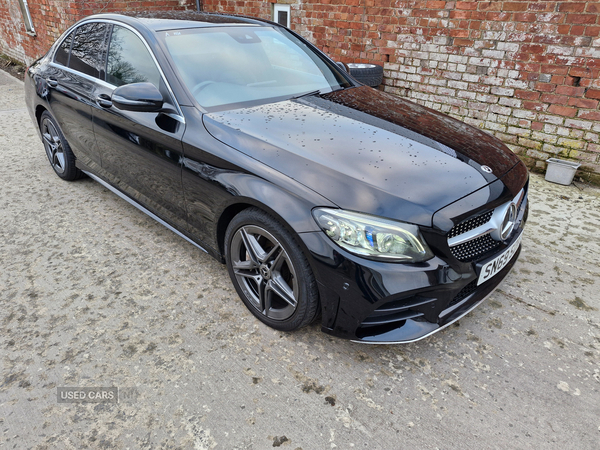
[1,69,599,450]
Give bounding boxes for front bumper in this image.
[352,243,521,344]
[301,186,528,344]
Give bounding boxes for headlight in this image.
[312,208,434,262]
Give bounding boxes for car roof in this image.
[90,11,275,32]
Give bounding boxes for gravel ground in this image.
[1,69,599,450]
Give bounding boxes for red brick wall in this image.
[3,1,599,181]
[0,1,196,65]
[203,0,600,183]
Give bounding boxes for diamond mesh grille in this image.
[450,233,500,262]
[448,189,526,262]
[448,210,493,239]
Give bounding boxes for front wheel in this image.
[224,208,319,331]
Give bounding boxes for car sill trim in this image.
[83,170,207,254]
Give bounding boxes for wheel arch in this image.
[35,104,48,128]
[216,196,317,263]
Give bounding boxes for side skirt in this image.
[83,170,209,255]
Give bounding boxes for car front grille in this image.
[448,210,493,239]
[450,233,500,262]
[448,188,526,263]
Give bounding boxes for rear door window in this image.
[68,22,109,79]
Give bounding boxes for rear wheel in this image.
[40,111,83,181]
[225,208,319,331]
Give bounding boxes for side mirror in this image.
[112,82,164,112]
[335,61,349,73]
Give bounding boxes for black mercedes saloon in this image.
[25,11,528,343]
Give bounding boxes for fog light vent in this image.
[447,280,478,308]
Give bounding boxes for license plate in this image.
[477,233,522,286]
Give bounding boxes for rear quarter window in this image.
[54,31,73,66]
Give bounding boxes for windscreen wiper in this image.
[290,89,323,100]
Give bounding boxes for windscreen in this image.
[162,26,351,110]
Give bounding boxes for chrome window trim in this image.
[51,22,109,76]
[49,61,115,90]
[49,18,185,123]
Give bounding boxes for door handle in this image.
[46,77,58,88]
[96,94,113,108]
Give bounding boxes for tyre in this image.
[225,208,319,331]
[347,63,384,88]
[40,111,83,181]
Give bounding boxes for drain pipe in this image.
[196,0,201,12]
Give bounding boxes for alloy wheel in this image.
[230,225,299,321]
[41,117,66,174]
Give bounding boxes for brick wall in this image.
[3,1,599,182]
[0,1,196,66]
[202,0,600,183]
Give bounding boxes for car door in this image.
[45,21,109,170]
[91,23,188,231]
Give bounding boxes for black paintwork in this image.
[203,91,521,227]
[111,82,166,112]
[24,12,529,343]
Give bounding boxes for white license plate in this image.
[477,234,522,286]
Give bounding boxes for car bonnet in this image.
[202,86,523,227]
